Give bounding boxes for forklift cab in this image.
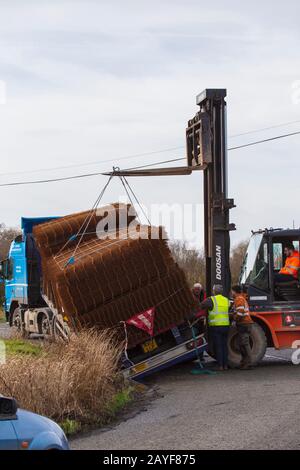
[240,229,300,306]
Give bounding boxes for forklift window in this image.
[248,241,269,291]
[273,240,299,271]
[272,239,300,302]
[240,233,263,285]
[273,243,283,270]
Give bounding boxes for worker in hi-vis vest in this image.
[200,284,230,371]
[274,241,300,284]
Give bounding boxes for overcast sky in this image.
[0,0,299,248]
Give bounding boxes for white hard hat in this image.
[193,283,203,289]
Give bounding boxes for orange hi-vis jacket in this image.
[280,250,300,279]
[233,294,253,325]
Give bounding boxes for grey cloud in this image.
[0,0,299,243]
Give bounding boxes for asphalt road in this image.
[72,350,300,450]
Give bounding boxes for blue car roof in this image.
[21,217,59,235]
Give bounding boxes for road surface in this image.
[72,350,300,450]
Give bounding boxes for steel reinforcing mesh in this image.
[33,203,195,348]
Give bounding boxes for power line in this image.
[0,157,185,187]
[230,119,300,138]
[117,157,185,172]
[228,130,300,151]
[0,146,184,178]
[91,130,300,170]
[0,170,107,187]
[0,129,300,187]
[1,118,300,178]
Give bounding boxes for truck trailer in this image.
[0,209,207,380]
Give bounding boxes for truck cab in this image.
[1,217,58,329]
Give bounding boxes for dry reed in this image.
[0,329,124,425]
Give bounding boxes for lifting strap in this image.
[56,168,151,268]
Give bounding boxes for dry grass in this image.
[0,309,5,323]
[0,329,125,426]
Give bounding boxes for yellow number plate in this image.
[142,339,158,353]
[132,362,147,374]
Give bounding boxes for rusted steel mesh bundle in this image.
[33,203,195,348]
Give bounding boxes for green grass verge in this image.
[4,339,42,357]
[0,311,5,323]
[60,419,82,436]
[107,386,133,416]
[60,387,134,437]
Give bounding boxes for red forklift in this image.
[113,88,300,367]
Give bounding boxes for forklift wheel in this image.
[208,323,267,368]
[228,323,267,368]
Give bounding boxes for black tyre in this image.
[11,307,26,337]
[38,312,51,336]
[228,323,267,368]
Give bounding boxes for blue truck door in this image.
[5,240,28,312]
[4,217,59,314]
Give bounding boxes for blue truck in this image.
[0,216,207,379]
[1,217,61,337]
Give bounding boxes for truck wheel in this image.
[11,308,26,337]
[228,323,267,368]
[38,312,51,336]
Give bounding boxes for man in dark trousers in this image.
[231,285,254,370]
[200,284,230,371]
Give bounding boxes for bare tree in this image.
[230,240,249,285]
[170,240,206,288]
[170,239,249,289]
[0,224,21,259]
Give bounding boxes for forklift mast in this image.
[186,89,236,296]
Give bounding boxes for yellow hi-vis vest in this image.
[208,295,230,327]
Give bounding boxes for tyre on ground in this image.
[208,323,267,368]
[11,307,28,338]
